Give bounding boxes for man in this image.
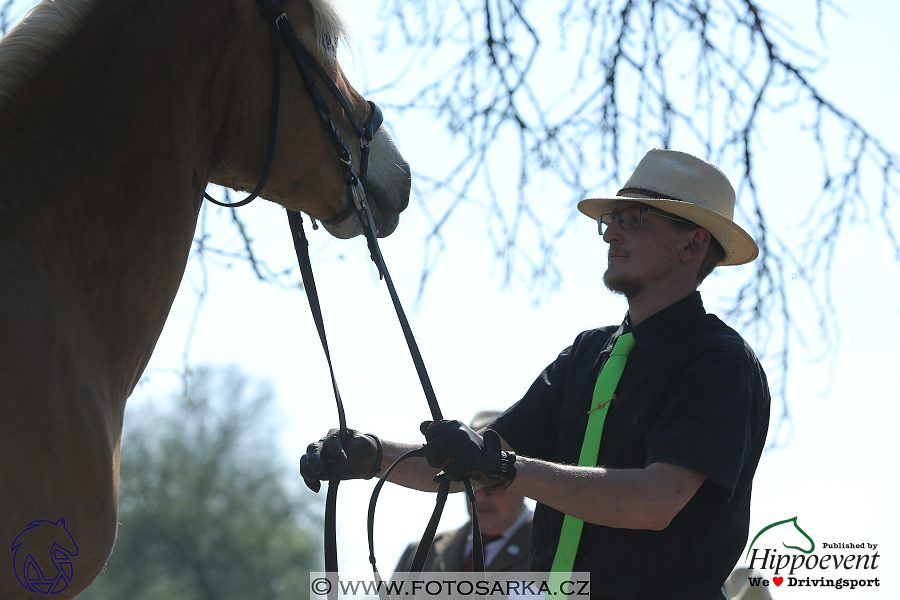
[393,411,533,575]
[302,149,771,599]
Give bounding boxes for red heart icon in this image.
[773,576,784,587]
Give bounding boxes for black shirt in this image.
[491,292,770,599]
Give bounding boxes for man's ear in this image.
[680,228,711,263]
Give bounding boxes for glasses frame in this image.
[597,206,698,235]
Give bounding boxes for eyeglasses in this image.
[597,206,698,235]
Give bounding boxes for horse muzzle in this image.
[321,127,411,239]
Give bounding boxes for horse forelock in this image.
[308,0,353,65]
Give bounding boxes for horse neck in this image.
[0,0,257,399]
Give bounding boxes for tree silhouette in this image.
[76,367,322,600]
[4,0,897,443]
[360,0,899,438]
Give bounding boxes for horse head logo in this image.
[745,516,815,560]
[10,519,79,594]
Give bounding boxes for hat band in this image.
[617,187,684,202]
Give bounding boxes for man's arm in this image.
[380,435,705,530]
[379,439,446,492]
[510,455,706,530]
[374,425,507,492]
[299,428,467,493]
[495,431,706,530]
[302,428,706,530]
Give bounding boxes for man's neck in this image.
[626,286,696,326]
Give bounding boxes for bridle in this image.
[204,0,381,216]
[202,1,487,597]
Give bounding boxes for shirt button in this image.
[632,417,639,425]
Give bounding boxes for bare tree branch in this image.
[5,0,899,446]
[364,0,900,446]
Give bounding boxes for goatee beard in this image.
[604,272,642,300]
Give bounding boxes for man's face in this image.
[601,201,691,299]
[466,488,525,536]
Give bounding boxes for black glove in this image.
[299,428,382,492]
[420,420,516,491]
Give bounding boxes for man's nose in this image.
[602,218,624,244]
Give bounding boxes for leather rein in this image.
[202,1,486,596]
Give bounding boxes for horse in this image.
[0,0,411,595]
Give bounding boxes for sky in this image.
[143,1,899,598]
[134,1,900,597]
[5,0,896,597]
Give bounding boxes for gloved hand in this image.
[420,420,516,491]
[299,428,382,492]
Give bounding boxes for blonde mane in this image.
[309,0,353,64]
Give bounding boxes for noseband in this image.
[203,1,487,597]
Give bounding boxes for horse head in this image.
[208,0,411,238]
[0,1,411,596]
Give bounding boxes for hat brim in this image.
[578,196,759,266]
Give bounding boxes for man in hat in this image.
[301,149,771,599]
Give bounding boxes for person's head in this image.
[466,486,526,536]
[577,149,757,299]
[666,211,726,286]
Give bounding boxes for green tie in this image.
[548,332,636,588]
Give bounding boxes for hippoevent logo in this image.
[10,519,79,594]
[740,516,881,592]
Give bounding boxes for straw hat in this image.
[577,149,759,266]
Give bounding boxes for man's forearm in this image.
[379,439,446,492]
[373,434,704,530]
[508,456,706,530]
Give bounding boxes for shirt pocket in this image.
[601,400,648,469]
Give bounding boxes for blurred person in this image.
[394,411,532,574]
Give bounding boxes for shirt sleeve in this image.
[643,347,764,505]
[491,328,617,461]
[491,345,572,461]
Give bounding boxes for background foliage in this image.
[76,368,323,600]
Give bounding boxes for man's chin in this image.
[604,273,642,299]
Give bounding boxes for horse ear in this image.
[56,517,67,527]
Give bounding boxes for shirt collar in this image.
[624,291,707,349]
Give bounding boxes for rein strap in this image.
[204,0,487,595]
[286,210,486,599]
